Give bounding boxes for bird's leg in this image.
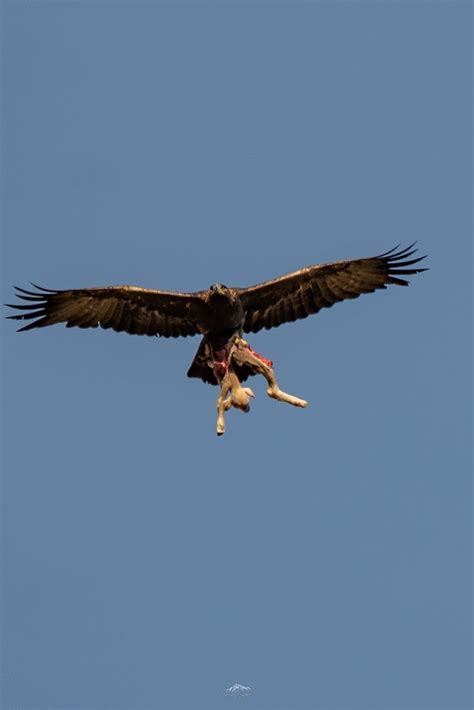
[231,338,308,408]
[215,367,254,436]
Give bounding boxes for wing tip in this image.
[381,244,429,280]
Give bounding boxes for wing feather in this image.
[6,285,205,337]
[240,244,428,333]
[301,285,319,314]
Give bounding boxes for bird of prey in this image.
[6,244,427,389]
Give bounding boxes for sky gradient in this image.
[2,2,472,709]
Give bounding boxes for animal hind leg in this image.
[216,369,255,436]
[231,339,308,408]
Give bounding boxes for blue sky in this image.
[2,2,472,709]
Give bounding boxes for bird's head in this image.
[209,283,228,296]
[204,283,238,306]
[206,283,235,303]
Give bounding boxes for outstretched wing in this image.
[6,284,206,337]
[239,244,428,333]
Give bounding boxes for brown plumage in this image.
[6,244,427,384]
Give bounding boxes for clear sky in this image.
[1,2,472,709]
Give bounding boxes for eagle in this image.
[7,244,427,387]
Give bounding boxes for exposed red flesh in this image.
[211,340,274,382]
[212,347,229,380]
[242,343,273,368]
